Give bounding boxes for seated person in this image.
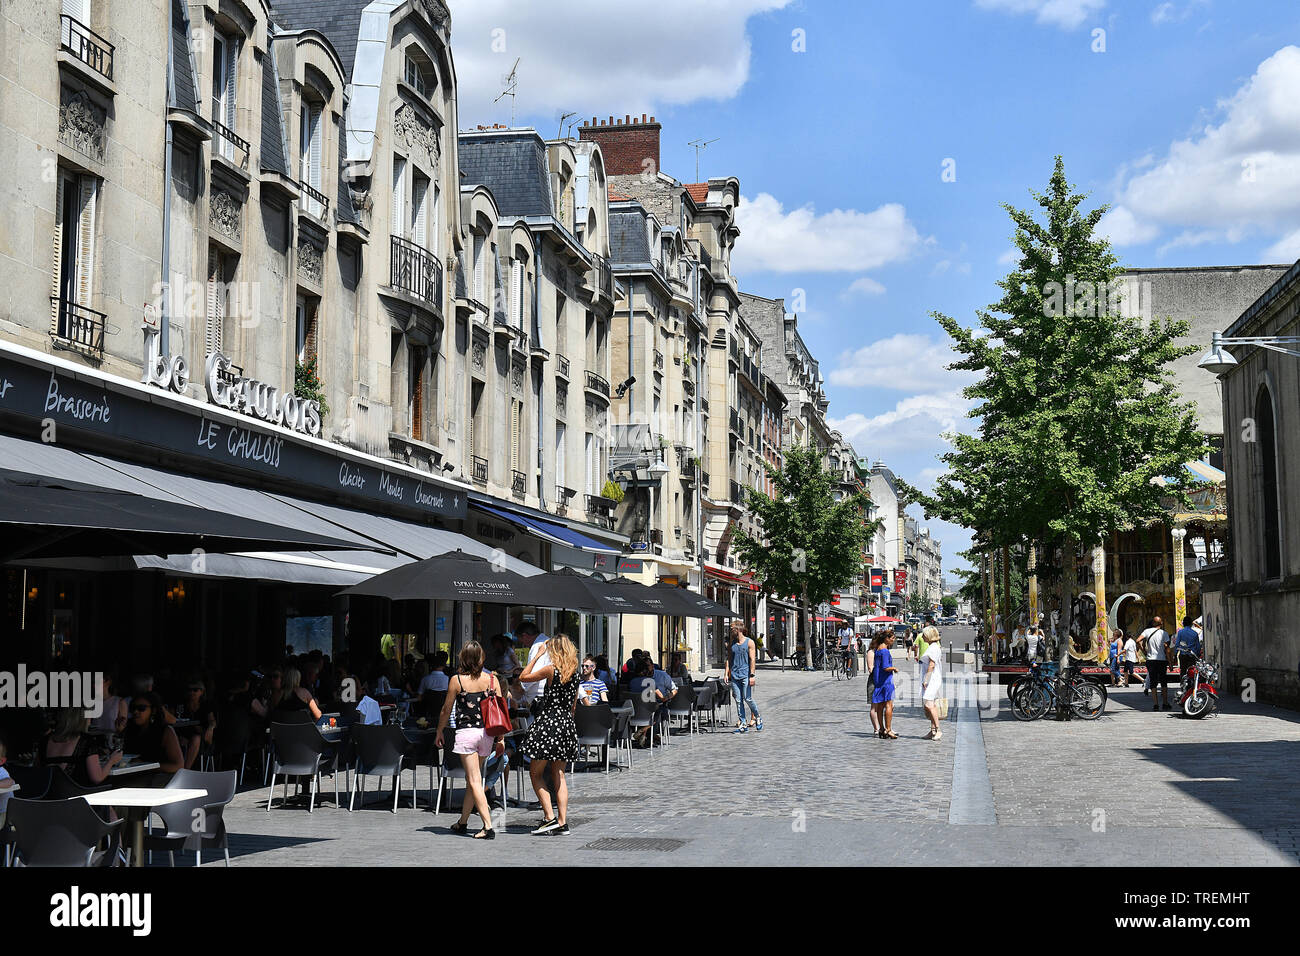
[122,693,185,775]
[90,674,128,735]
[39,706,121,786]
[650,657,677,703]
[578,656,609,705]
[668,652,693,687]
[174,681,216,770]
[270,667,322,724]
[0,738,14,830]
[420,652,452,694]
[594,654,616,690]
[355,681,383,726]
[627,660,663,747]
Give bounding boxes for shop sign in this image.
[205,352,321,437]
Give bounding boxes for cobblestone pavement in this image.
[212,653,1300,866]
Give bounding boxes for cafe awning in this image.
[471,503,621,554]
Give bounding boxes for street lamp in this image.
[1198,330,1300,376]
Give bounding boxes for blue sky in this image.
[448,0,1300,574]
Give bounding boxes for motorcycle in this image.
[1176,653,1219,719]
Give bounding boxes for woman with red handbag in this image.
[519,634,581,836]
[435,641,506,840]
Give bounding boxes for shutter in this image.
[305,301,318,364]
[224,36,237,132]
[61,0,88,47]
[309,106,322,188]
[411,348,424,441]
[206,247,223,355]
[412,177,427,248]
[430,185,440,257]
[473,236,484,300]
[75,176,96,306]
[391,157,406,240]
[511,261,523,330]
[295,298,305,363]
[555,424,565,488]
[585,432,594,495]
[510,400,519,471]
[51,173,65,331]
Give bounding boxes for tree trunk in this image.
[1058,536,1074,668]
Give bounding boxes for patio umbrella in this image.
[0,471,376,561]
[539,567,662,615]
[603,578,735,618]
[867,615,899,624]
[337,550,606,610]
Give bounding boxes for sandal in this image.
[449,822,469,835]
[884,731,899,739]
[474,828,496,840]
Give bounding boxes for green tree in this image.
[904,158,1207,655]
[941,595,958,615]
[733,443,877,668]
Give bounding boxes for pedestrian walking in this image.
[519,633,581,835]
[920,627,944,741]
[871,632,899,739]
[725,622,763,733]
[864,633,881,736]
[1171,615,1202,680]
[1140,617,1171,710]
[435,641,504,840]
[1122,629,1138,687]
[1025,623,1044,662]
[1109,629,1123,686]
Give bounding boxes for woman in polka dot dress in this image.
[520,633,580,835]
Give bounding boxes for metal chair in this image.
[266,722,330,812]
[6,796,124,867]
[143,769,237,867]
[666,684,698,738]
[349,724,410,812]
[212,709,257,788]
[574,703,615,774]
[5,765,52,801]
[435,747,509,818]
[691,684,714,733]
[628,690,660,756]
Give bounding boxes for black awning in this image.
[0,471,367,561]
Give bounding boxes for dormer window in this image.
[211,29,239,159]
[404,48,436,98]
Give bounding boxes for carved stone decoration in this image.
[297,238,324,284]
[471,341,486,372]
[511,361,525,393]
[418,0,450,27]
[58,88,106,163]
[209,190,242,241]
[394,104,440,174]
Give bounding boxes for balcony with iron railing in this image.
[729,409,741,436]
[556,354,570,379]
[586,253,614,302]
[512,470,527,499]
[555,485,576,512]
[390,235,442,309]
[298,180,329,219]
[49,297,105,359]
[471,455,489,485]
[209,100,250,171]
[60,15,114,82]
[653,349,664,371]
[682,377,695,397]
[585,494,615,530]
[700,396,709,413]
[584,370,610,399]
[730,480,744,504]
[701,471,710,491]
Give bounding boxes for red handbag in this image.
[481,674,512,737]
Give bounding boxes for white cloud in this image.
[997,247,1019,265]
[930,258,972,277]
[974,0,1106,30]
[842,277,887,298]
[447,0,791,125]
[1263,228,1300,261]
[1096,205,1159,246]
[1109,46,1300,252]
[732,194,926,274]
[828,390,973,457]
[1150,0,1208,25]
[829,334,978,392]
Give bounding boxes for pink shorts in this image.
[453,727,494,758]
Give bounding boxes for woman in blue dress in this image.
[871,632,899,739]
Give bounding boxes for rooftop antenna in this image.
[687,137,720,182]
[557,110,577,139]
[495,57,520,127]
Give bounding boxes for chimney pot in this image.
[650,115,656,123]
[642,113,647,123]
[608,116,614,125]
[625,114,631,124]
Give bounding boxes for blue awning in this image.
[472,503,621,555]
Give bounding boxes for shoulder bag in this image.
[481,674,512,737]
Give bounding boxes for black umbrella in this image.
[603,577,735,618]
[540,567,662,615]
[0,471,376,561]
[337,550,606,609]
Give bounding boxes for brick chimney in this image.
[579,113,661,177]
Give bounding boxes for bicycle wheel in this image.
[1069,682,1106,719]
[1012,683,1048,720]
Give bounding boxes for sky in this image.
[446,0,1300,576]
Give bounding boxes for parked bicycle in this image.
[1010,661,1106,720]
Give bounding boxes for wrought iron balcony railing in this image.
[471,455,489,485]
[584,370,609,398]
[512,470,527,498]
[298,180,329,218]
[390,235,442,307]
[60,15,114,81]
[731,480,743,504]
[49,297,106,358]
[653,349,664,371]
[556,354,570,379]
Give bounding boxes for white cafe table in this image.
[109,760,161,777]
[80,788,207,867]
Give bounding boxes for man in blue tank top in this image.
[725,622,763,733]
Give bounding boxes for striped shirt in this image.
[579,678,608,704]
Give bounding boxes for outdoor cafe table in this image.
[80,788,207,867]
[109,759,161,778]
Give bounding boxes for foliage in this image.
[601,479,625,503]
[902,156,1208,568]
[941,595,958,614]
[732,443,879,666]
[294,357,329,418]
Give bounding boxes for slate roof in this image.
[269,0,366,77]
[168,0,199,113]
[609,207,651,265]
[457,132,552,219]
[259,39,292,178]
